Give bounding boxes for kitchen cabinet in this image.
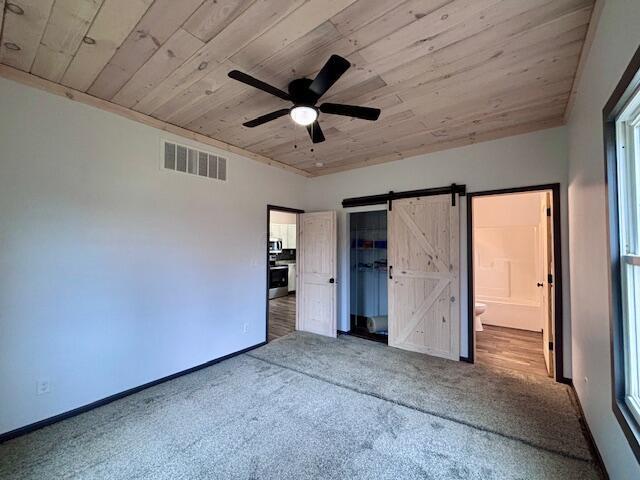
[270,223,297,249]
[270,224,283,242]
[287,224,296,249]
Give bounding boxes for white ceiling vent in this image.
[162,139,228,182]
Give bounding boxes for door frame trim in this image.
[266,205,304,343]
[466,184,566,382]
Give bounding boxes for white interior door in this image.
[540,192,555,377]
[388,196,460,360]
[297,211,337,337]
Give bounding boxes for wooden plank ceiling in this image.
[0,0,594,176]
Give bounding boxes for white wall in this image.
[304,127,571,366]
[0,77,307,435]
[566,0,640,477]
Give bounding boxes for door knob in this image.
[537,282,544,287]
[329,278,335,284]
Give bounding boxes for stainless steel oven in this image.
[269,265,289,299]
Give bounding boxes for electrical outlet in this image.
[243,323,248,334]
[36,379,51,395]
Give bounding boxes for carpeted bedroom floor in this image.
[0,332,602,479]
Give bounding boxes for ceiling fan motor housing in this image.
[288,78,318,106]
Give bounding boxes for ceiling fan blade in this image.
[243,109,290,128]
[319,102,381,121]
[306,121,325,144]
[228,70,290,101]
[308,55,351,99]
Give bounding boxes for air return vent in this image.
[162,139,228,182]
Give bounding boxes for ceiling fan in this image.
[227,54,381,144]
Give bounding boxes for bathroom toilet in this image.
[474,302,487,332]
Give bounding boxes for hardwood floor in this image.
[268,297,549,376]
[268,293,296,342]
[476,325,550,378]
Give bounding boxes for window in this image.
[605,45,640,462]
[616,87,640,426]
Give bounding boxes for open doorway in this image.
[468,185,562,380]
[267,205,303,342]
[349,209,388,343]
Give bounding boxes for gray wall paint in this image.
[0,78,307,434]
[304,127,571,366]
[566,0,640,477]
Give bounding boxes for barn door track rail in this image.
[342,183,467,209]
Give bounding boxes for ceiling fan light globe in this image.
[290,106,317,126]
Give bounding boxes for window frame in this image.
[604,44,640,463]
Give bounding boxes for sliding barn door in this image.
[388,196,460,360]
[297,211,337,338]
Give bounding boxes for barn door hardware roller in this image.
[342,183,467,209]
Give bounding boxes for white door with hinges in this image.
[297,211,337,337]
[540,192,555,377]
[388,195,460,360]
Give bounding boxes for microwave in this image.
[269,238,282,254]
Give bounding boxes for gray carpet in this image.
[0,332,601,479]
[250,332,591,460]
